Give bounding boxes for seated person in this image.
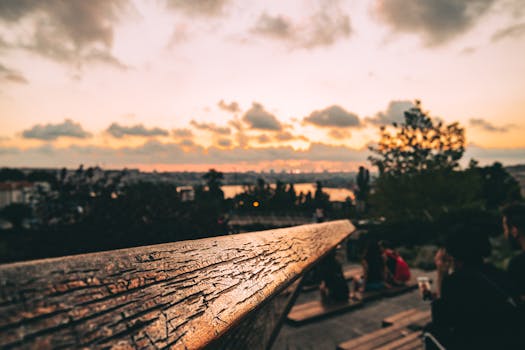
[318,250,349,305]
[502,203,525,300]
[354,240,387,292]
[381,241,411,285]
[428,227,521,349]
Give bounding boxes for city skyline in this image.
[1,0,524,171]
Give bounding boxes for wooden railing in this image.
[0,220,354,349]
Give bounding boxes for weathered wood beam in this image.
[0,220,354,349]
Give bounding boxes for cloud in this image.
[190,120,231,135]
[165,0,229,17]
[491,22,525,42]
[252,14,293,39]
[460,46,477,55]
[0,141,369,168]
[22,119,92,140]
[257,134,271,144]
[304,105,361,128]
[172,128,194,138]
[218,99,240,113]
[0,63,28,84]
[106,123,169,138]
[243,103,282,131]
[328,129,351,140]
[217,138,232,148]
[366,100,415,126]
[0,0,130,69]
[252,2,352,49]
[464,144,525,165]
[274,131,309,142]
[469,118,514,132]
[374,0,495,46]
[3,141,523,169]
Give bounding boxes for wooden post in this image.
[0,220,354,349]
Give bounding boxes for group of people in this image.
[318,239,412,305]
[355,240,411,293]
[318,203,525,349]
[426,203,525,349]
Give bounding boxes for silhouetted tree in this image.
[203,169,224,201]
[0,168,25,181]
[355,166,370,214]
[368,101,470,220]
[368,100,465,176]
[356,166,370,201]
[1,204,32,229]
[472,162,522,209]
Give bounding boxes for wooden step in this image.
[289,284,422,326]
[337,311,430,350]
[375,332,423,350]
[286,297,363,326]
[382,308,420,327]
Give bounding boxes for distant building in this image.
[178,186,195,202]
[0,182,33,209]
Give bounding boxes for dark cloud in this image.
[218,99,240,113]
[0,63,28,84]
[366,100,415,126]
[165,0,229,17]
[374,0,495,46]
[243,103,282,131]
[469,118,513,132]
[22,119,92,140]
[106,123,169,138]
[172,128,194,138]
[252,2,352,49]
[0,0,130,69]
[304,105,361,128]
[491,22,525,42]
[190,120,231,135]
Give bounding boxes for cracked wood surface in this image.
[0,220,354,349]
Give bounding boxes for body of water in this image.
[222,183,355,202]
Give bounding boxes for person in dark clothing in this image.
[318,250,349,305]
[502,203,525,298]
[356,240,387,292]
[428,227,521,349]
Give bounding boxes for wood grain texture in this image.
[0,220,354,349]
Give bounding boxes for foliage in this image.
[370,168,484,221]
[368,100,465,176]
[202,168,224,201]
[1,204,32,228]
[355,166,370,201]
[473,162,522,209]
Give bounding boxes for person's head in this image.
[501,203,525,251]
[445,224,491,268]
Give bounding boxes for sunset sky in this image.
[0,0,524,172]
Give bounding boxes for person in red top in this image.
[381,241,411,285]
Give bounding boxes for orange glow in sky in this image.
[0,0,524,171]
